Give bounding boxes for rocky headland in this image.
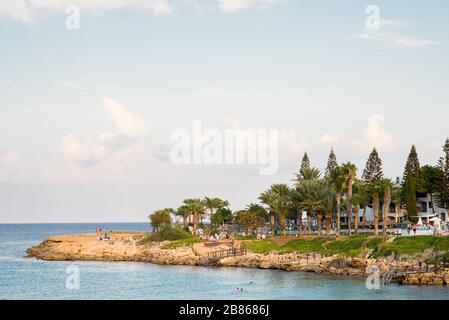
[26,233,449,286]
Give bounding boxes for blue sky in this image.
[1,0,448,222]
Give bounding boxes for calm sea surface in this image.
[0,223,448,300]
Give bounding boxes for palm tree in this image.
[259,189,277,238]
[323,191,336,238]
[352,180,369,235]
[243,203,269,235]
[353,202,360,235]
[149,208,173,232]
[183,198,205,235]
[259,184,292,237]
[392,187,402,223]
[246,203,268,219]
[202,197,229,223]
[381,180,393,241]
[369,180,385,237]
[373,192,380,236]
[328,165,345,239]
[294,166,321,186]
[291,190,305,238]
[294,164,323,236]
[341,162,357,236]
[175,205,190,225]
[294,180,327,236]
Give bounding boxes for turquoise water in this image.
[0,223,448,300]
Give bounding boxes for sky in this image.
[1,0,448,223]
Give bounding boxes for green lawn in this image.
[372,235,449,257]
[242,235,449,258]
[160,237,203,250]
[278,237,329,254]
[103,231,144,235]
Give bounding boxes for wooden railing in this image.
[207,248,248,261]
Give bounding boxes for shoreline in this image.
[26,233,449,286]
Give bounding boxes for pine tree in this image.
[324,148,338,179]
[402,145,420,185]
[404,162,418,222]
[436,138,449,212]
[362,148,384,184]
[300,152,311,172]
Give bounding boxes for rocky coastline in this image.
[26,233,449,286]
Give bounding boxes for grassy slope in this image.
[243,235,449,258]
[160,237,203,250]
[372,236,449,257]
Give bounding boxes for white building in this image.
[416,192,447,222]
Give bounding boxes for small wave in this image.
[1,240,38,245]
[0,255,32,262]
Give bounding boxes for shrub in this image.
[139,225,192,244]
[161,237,202,250]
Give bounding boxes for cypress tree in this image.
[404,162,418,222]
[300,152,311,172]
[402,145,420,185]
[362,148,384,184]
[324,148,338,179]
[436,138,449,212]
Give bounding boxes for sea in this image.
[0,223,448,300]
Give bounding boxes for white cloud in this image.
[379,19,409,29]
[0,0,285,21]
[320,114,395,152]
[357,30,439,48]
[218,0,283,13]
[356,18,439,48]
[0,0,172,22]
[61,134,107,167]
[101,97,146,140]
[62,97,146,167]
[0,0,31,22]
[361,114,394,149]
[183,0,215,14]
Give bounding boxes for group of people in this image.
[95,226,111,241]
[235,281,255,293]
[256,233,267,240]
[407,225,418,236]
[204,232,231,241]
